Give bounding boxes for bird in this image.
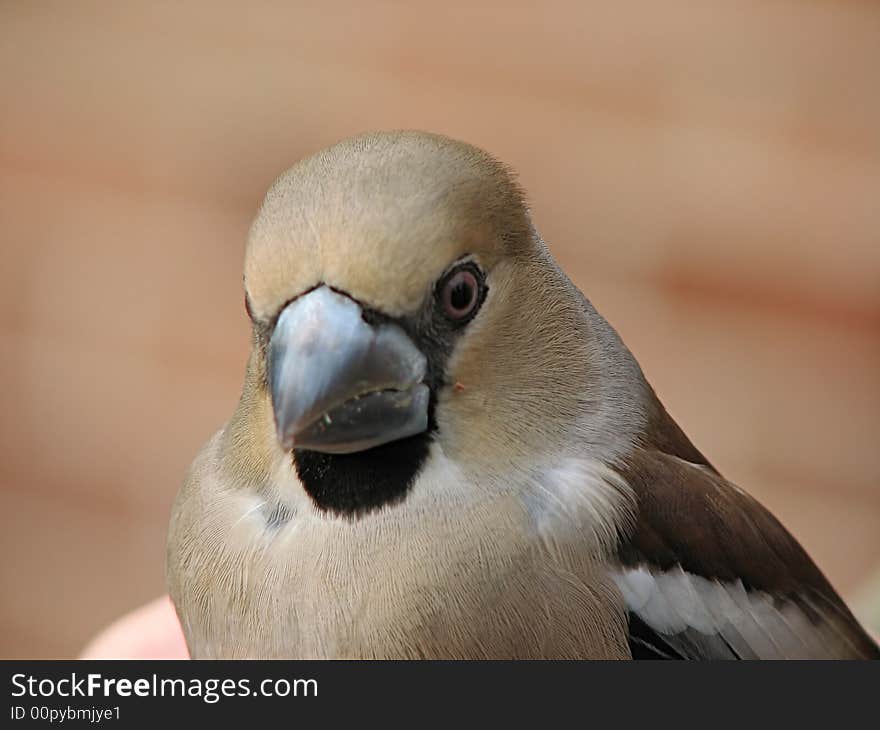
[167,130,880,659]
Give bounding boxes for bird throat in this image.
[292,431,433,517]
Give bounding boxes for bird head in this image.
[234,131,610,517]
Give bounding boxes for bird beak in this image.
[268,286,430,454]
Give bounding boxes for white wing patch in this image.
[613,566,859,659]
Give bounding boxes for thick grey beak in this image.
[268,286,430,454]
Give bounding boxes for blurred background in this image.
[1,1,879,658]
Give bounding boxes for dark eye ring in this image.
[437,263,485,323]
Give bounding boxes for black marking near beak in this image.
[268,286,430,454]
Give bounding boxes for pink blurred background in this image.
[1,1,878,657]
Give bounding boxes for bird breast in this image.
[170,439,632,659]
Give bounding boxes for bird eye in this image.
[438,264,484,323]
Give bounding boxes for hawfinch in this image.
[167,131,879,659]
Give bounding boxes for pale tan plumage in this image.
[168,131,879,659]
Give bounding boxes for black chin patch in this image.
[292,431,433,518]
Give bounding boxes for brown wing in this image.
[613,448,879,659]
